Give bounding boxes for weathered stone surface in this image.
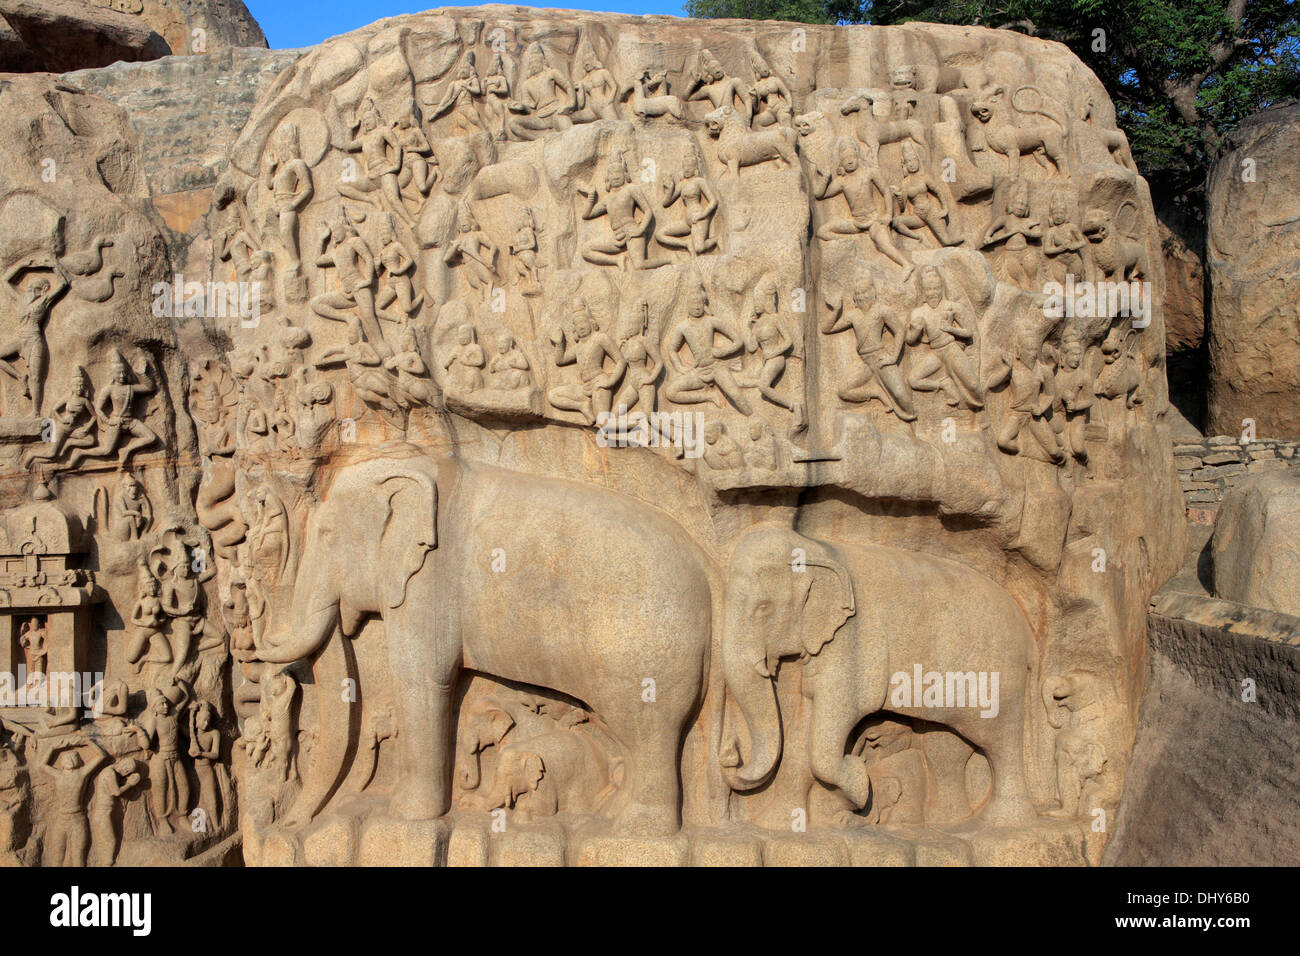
[1211,469,1300,616]
[1207,100,1300,440]
[0,8,1193,869]
[1158,211,1204,353]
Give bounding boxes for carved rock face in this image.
[0,9,1190,868]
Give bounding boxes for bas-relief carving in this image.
[3,13,1186,866]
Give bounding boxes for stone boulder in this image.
[1212,468,1300,615]
[0,0,265,72]
[1207,100,1300,440]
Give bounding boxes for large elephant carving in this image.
[253,447,717,834]
[719,525,1038,826]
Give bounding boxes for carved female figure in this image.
[483,54,511,140]
[613,301,662,414]
[21,367,96,468]
[424,51,485,135]
[571,48,620,122]
[1043,191,1088,285]
[656,148,719,257]
[980,180,1041,290]
[510,206,542,295]
[893,142,962,247]
[748,51,792,128]
[444,202,499,300]
[375,215,424,319]
[742,277,804,430]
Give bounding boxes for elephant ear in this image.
[379,471,438,610]
[800,550,856,657]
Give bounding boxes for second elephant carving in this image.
[719,525,1038,826]
[252,448,717,834]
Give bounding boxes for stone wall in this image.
[1173,435,1298,520]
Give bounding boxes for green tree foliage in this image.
[684,0,1300,203]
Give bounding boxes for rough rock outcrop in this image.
[1208,100,1300,440]
[0,0,265,72]
[1212,469,1300,615]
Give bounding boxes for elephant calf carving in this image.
[253,448,716,835]
[720,525,1038,826]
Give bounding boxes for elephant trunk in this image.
[255,540,340,664]
[720,609,782,792]
[278,631,356,828]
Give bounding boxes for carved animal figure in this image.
[622,70,684,121]
[253,449,717,835]
[969,85,1068,178]
[1082,206,1149,281]
[704,105,797,177]
[719,525,1037,826]
[461,726,619,820]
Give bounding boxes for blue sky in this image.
[246,1,689,49]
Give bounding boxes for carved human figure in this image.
[748,51,792,127]
[509,206,542,295]
[375,215,424,320]
[386,326,438,407]
[571,47,620,122]
[487,333,533,391]
[0,267,68,415]
[393,107,437,202]
[613,301,661,415]
[0,742,28,858]
[21,367,97,468]
[112,471,152,541]
[742,277,804,430]
[980,180,1041,290]
[311,210,384,352]
[820,275,916,420]
[814,138,913,270]
[701,420,744,471]
[338,101,409,224]
[548,301,626,424]
[905,265,984,409]
[687,49,750,122]
[482,54,512,140]
[425,51,486,136]
[40,741,108,866]
[656,148,718,257]
[189,702,225,830]
[444,202,499,300]
[661,284,751,413]
[990,341,1065,462]
[1054,329,1094,463]
[153,531,210,683]
[18,617,46,685]
[89,756,141,867]
[507,43,575,140]
[1043,191,1088,285]
[127,562,170,680]
[893,142,962,247]
[443,323,487,394]
[57,354,156,470]
[744,416,779,470]
[261,123,314,299]
[1042,672,1111,818]
[579,152,669,270]
[261,671,298,784]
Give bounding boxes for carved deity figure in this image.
[483,54,512,140]
[425,51,486,136]
[375,214,424,320]
[312,209,384,351]
[261,671,298,784]
[63,352,158,470]
[687,49,750,122]
[261,122,314,300]
[112,471,152,541]
[444,202,499,300]
[89,756,141,867]
[1043,191,1088,285]
[509,206,542,295]
[657,148,719,257]
[701,420,744,471]
[339,101,410,224]
[990,341,1066,463]
[744,416,779,470]
[613,301,661,415]
[386,326,438,408]
[742,277,805,430]
[821,275,917,420]
[905,265,985,410]
[571,45,620,122]
[189,702,226,830]
[814,138,913,270]
[748,51,792,128]
[893,142,962,248]
[18,617,46,685]
[508,43,576,140]
[980,180,1042,290]
[661,284,751,414]
[127,561,170,681]
[487,333,533,391]
[21,367,97,468]
[548,300,626,424]
[579,152,669,270]
[1054,329,1094,463]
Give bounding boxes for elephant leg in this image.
[808,697,871,810]
[388,614,458,820]
[604,705,685,836]
[962,697,1036,827]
